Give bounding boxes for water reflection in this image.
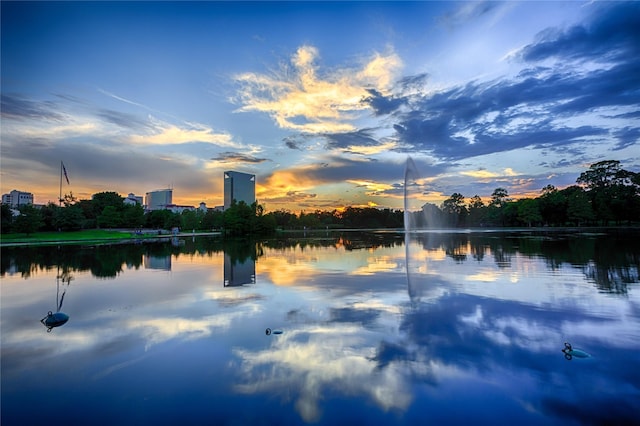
[224,253,255,286]
[40,268,73,332]
[1,230,639,424]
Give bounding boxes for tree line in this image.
[417,160,640,228]
[1,160,638,236]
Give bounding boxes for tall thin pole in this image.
[59,161,63,206]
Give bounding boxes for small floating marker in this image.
[561,342,591,360]
[265,328,283,335]
[41,311,70,332]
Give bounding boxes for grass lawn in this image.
[0,229,156,246]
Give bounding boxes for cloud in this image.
[95,108,152,130]
[1,94,64,121]
[232,45,402,133]
[130,117,240,148]
[388,57,635,160]
[460,168,517,180]
[210,152,269,163]
[349,2,640,175]
[438,1,502,28]
[321,129,399,155]
[518,2,640,63]
[362,89,407,116]
[613,127,640,151]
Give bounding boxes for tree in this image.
[517,198,542,227]
[201,209,223,230]
[146,210,171,229]
[442,193,467,227]
[484,188,511,226]
[468,195,486,226]
[92,192,124,218]
[576,160,639,225]
[62,191,78,207]
[539,185,566,226]
[13,205,43,236]
[181,209,201,231]
[1,204,13,233]
[54,205,85,231]
[563,186,594,226]
[576,160,625,190]
[39,202,59,231]
[223,200,253,235]
[490,187,510,207]
[122,204,145,228]
[98,206,121,228]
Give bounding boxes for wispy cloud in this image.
[1,94,64,121]
[211,151,269,164]
[130,117,240,148]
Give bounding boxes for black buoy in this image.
[41,311,70,332]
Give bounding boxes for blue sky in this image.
[1,1,638,211]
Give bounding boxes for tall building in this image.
[1,190,34,208]
[145,189,172,211]
[224,171,255,210]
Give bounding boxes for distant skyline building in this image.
[124,193,143,206]
[2,190,34,208]
[145,189,173,211]
[224,171,255,210]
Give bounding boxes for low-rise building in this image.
[1,190,34,208]
[124,193,143,206]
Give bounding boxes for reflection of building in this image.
[145,189,172,211]
[224,171,255,210]
[224,254,256,286]
[2,189,34,207]
[144,254,172,271]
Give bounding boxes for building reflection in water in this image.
[224,253,256,287]
[143,254,172,271]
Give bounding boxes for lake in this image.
[2,230,639,425]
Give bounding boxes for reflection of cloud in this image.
[128,306,260,349]
[351,255,400,276]
[234,325,412,422]
[466,271,499,282]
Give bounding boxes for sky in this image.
[1,1,639,212]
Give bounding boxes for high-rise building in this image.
[145,189,172,211]
[224,171,255,210]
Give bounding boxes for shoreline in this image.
[0,230,222,247]
[2,226,638,247]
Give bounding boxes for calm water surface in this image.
[2,230,639,425]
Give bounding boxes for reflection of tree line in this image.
[1,241,178,279]
[0,233,404,279]
[2,231,637,293]
[412,230,640,294]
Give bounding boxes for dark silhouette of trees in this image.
[442,193,467,227]
[411,161,638,228]
[13,205,44,236]
[1,204,12,233]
